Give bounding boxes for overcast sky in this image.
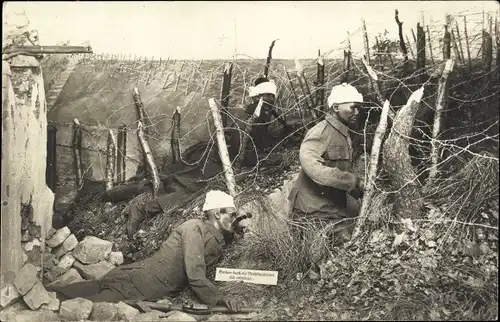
[3,1,499,59]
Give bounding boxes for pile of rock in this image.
[0,226,123,316]
[43,227,123,286]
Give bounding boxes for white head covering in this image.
[202,190,236,212]
[248,80,277,98]
[327,83,364,108]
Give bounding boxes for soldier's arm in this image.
[299,123,359,193]
[182,225,224,306]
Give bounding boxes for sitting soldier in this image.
[288,83,366,239]
[48,190,243,312]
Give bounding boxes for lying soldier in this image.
[109,77,285,238]
[48,190,243,312]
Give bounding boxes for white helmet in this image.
[327,83,363,108]
[202,190,236,212]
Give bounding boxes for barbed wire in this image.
[44,9,499,185]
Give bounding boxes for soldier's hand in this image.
[221,298,241,312]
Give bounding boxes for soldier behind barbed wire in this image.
[117,77,284,238]
[288,83,365,240]
[47,190,243,312]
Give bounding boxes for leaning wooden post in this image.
[105,129,117,190]
[133,87,151,138]
[483,30,493,77]
[362,19,371,65]
[316,53,325,115]
[264,39,278,79]
[237,97,264,166]
[72,118,84,189]
[450,29,462,64]
[361,56,395,120]
[382,87,425,219]
[463,16,472,72]
[426,25,435,66]
[208,98,238,197]
[295,59,316,118]
[454,22,466,65]
[285,67,303,120]
[116,125,127,183]
[416,23,426,84]
[427,59,455,186]
[349,100,391,243]
[395,10,409,66]
[443,25,451,60]
[341,49,352,83]
[137,121,161,196]
[171,106,182,164]
[406,35,415,60]
[220,62,234,127]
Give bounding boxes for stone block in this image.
[46,226,71,248]
[73,260,115,280]
[116,301,140,322]
[57,253,75,271]
[164,311,197,321]
[13,263,38,295]
[40,292,60,311]
[108,251,124,266]
[52,234,78,258]
[22,281,51,310]
[90,302,121,321]
[0,283,21,308]
[59,298,93,321]
[50,268,83,287]
[72,236,113,264]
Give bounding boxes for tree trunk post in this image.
[427,59,455,186]
[72,118,83,190]
[463,16,472,72]
[426,25,435,66]
[208,98,238,197]
[382,87,425,219]
[116,125,127,183]
[362,19,371,65]
[454,22,466,65]
[171,106,182,164]
[416,23,426,84]
[220,62,234,127]
[105,129,117,191]
[349,100,392,242]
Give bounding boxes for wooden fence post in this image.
[451,29,463,64]
[285,66,303,119]
[316,52,325,115]
[362,19,371,65]
[416,23,426,83]
[428,59,455,185]
[426,25,435,66]
[295,59,317,119]
[72,118,83,189]
[443,25,451,60]
[105,129,117,190]
[454,22,466,65]
[406,35,415,59]
[483,30,493,79]
[463,16,472,71]
[395,10,409,64]
[46,125,57,193]
[342,49,352,83]
[171,107,181,164]
[116,125,127,183]
[220,62,234,127]
[208,98,238,197]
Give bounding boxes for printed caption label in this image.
[215,268,278,285]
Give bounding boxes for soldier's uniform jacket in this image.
[289,114,360,217]
[99,219,225,305]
